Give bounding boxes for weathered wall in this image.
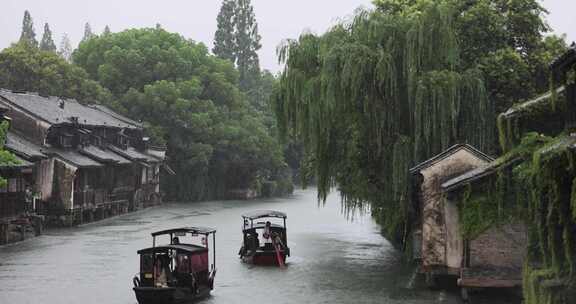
[420,149,490,270]
[53,160,76,210]
[469,222,527,269]
[36,158,54,201]
[444,198,462,269]
[0,99,50,144]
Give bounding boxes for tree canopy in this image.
[73,28,289,200]
[274,3,493,245]
[213,0,237,63]
[39,23,57,52]
[0,43,113,104]
[373,0,567,113]
[213,0,262,92]
[19,10,37,48]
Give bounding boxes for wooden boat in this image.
[238,210,290,266]
[132,227,217,304]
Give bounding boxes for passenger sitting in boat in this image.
[172,237,180,245]
[263,221,272,243]
[155,255,171,288]
[253,232,260,249]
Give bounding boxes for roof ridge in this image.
[409,144,493,174]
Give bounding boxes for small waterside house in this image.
[442,164,528,291]
[0,107,44,244]
[409,144,493,285]
[0,90,167,228]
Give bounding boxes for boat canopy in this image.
[243,222,285,232]
[242,210,287,220]
[137,244,208,255]
[151,227,216,237]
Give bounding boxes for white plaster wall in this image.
[419,149,490,269]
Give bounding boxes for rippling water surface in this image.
[0,189,498,304]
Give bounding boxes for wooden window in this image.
[60,135,73,148]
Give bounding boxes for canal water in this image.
[0,189,511,304]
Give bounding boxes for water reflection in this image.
[0,189,467,304]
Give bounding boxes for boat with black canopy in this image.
[238,210,290,267]
[132,227,216,304]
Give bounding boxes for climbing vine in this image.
[0,121,20,187]
[461,130,576,303]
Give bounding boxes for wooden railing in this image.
[0,193,27,219]
[73,189,109,208]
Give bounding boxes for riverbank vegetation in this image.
[274,1,573,302]
[0,121,20,188]
[274,0,566,246]
[0,4,293,201]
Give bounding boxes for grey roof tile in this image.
[80,145,132,165]
[48,149,104,168]
[5,132,47,160]
[0,90,141,129]
[409,144,493,174]
[108,145,160,163]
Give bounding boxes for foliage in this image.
[73,28,288,201]
[82,23,95,42]
[0,121,21,188]
[235,0,262,91]
[458,132,576,303]
[274,4,493,245]
[19,10,37,48]
[39,23,57,52]
[213,0,262,92]
[58,34,73,62]
[373,0,567,115]
[0,43,113,104]
[213,0,237,63]
[459,132,553,239]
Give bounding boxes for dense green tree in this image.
[213,0,237,63]
[212,0,262,92]
[0,44,113,104]
[58,33,73,62]
[39,23,57,52]
[234,0,261,91]
[274,4,493,245]
[82,22,95,42]
[103,25,111,35]
[74,28,289,200]
[373,0,567,113]
[19,10,37,48]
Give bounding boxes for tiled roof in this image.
[409,144,494,174]
[109,145,160,163]
[441,163,499,192]
[500,86,565,119]
[88,105,143,128]
[5,132,47,160]
[551,42,576,71]
[0,90,141,129]
[48,149,104,168]
[80,145,131,165]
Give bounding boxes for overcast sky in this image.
[0,0,574,73]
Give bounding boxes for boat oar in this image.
[272,237,286,268]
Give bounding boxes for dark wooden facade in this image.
[0,90,166,226]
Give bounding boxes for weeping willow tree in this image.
[273,3,494,246]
